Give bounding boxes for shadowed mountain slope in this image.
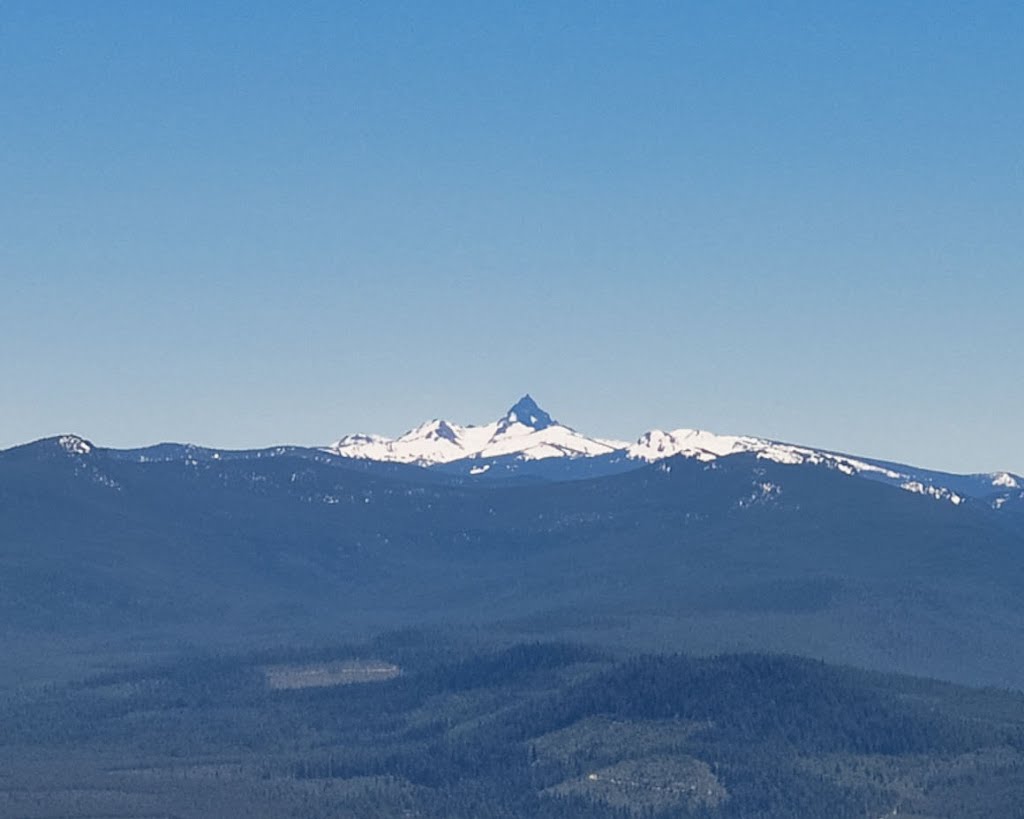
[2,435,1024,688]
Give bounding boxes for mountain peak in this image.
[0,434,97,462]
[501,395,555,431]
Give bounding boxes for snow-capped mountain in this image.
[326,395,627,466]
[326,396,1022,507]
[627,427,1021,505]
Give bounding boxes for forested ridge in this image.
[4,439,1024,692]
[2,636,1023,818]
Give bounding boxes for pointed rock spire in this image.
[501,394,555,431]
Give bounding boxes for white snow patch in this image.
[58,435,93,455]
[901,481,962,505]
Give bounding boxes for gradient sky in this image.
[2,2,1022,473]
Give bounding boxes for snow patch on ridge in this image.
[901,481,963,505]
[628,428,903,478]
[992,472,1020,489]
[58,435,93,456]
[626,427,983,506]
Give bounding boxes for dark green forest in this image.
[3,635,1023,818]
[4,439,1024,693]
[4,438,1024,816]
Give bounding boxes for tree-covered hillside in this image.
[2,439,1024,689]
[2,638,1023,818]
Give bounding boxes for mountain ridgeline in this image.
[2,397,1024,691]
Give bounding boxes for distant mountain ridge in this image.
[322,395,1021,508]
[8,395,1022,511]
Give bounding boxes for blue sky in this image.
[2,2,1022,473]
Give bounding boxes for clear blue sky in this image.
[2,1,1022,473]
